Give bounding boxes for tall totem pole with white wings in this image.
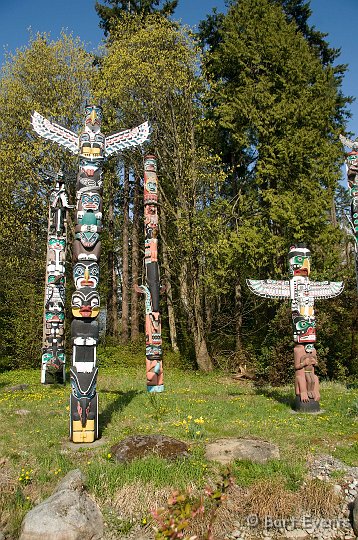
[247,244,343,412]
[32,105,149,442]
[339,134,358,291]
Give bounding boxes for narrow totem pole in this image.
[32,106,149,442]
[41,168,73,384]
[136,156,164,392]
[339,134,358,291]
[247,244,343,412]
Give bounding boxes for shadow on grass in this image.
[254,385,294,409]
[99,389,143,436]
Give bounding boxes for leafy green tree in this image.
[95,0,179,343]
[95,14,223,370]
[0,33,93,367]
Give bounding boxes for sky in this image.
[0,0,357,138]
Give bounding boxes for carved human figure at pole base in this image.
[32,105,149,442]
[247,243,343,412]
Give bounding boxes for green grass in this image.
[0,355,357,538]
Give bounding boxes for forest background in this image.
[0,0,357,384]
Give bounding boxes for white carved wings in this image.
[339,134,358,150]
[31,111,79,154]
[247,279,344,300]
[32,112,150,157]
[105,121,150,157]
[246,279,290,299]
[309,281,344,299]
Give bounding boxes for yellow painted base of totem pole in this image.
[72,420,95,443]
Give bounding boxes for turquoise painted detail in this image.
[147,385,164,393]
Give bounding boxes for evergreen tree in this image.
[198,0,351,378]
[96,0,178,36]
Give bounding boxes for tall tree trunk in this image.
[130,172,140,341]
[330,193,337,227]
[179,260,213,371]
[121,165,130,343]
[161,206,179,352]
[106,172,119,338]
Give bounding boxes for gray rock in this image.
[111,434,189,463]
[5,384,29,392]
[19,469,103,540]
[205,438,280,465]
[15,409,31,416]
[353,496,358,537]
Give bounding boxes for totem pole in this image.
[32,106,149,442]
[247,244,343,412]
[339,134,358,291]
[136,156,164,392]
[41,168,73,384]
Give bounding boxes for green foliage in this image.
[0,0,355,379]
[197,0,353,378]
[0,33,94,367]
[95,0,178,37]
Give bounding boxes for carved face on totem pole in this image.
[73,262,100,289]
[289,244,316,344]
[144,156,157,172]
[288,244,311,277]
[78,192,102,213]
[77,159,103,193]
[79,105,105,160]
[71,287,100,318]
[42,347,65,368]
[346,150,358,183]
[144,171,158,204]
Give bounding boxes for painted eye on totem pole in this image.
[43,353,53,362]
[90,295,100,308]
[72,294,82,308]
[90,264,99,276]
[74,266,84,278]
[296,320,310,330]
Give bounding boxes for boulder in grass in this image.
[205,437,280,465]
[19,469,103,540]
[111,434,189,463]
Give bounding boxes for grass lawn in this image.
[0,347,357,538]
